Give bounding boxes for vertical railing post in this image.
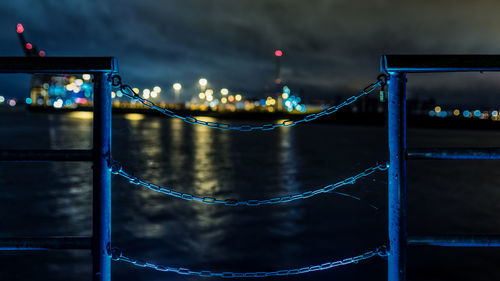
[387,72,407,281]
[92,72,112,281]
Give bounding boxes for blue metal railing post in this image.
[387,72,407,281]
[92,73,112,281]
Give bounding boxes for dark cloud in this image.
[1,0,500,106]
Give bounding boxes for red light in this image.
[25,43,32,50]
[275,50,283,57]
[16,23,24,34]
[75,98,87,104]
[39,50,46,57]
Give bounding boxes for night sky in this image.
[2,0,500,107]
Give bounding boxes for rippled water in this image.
[0,109,499,281]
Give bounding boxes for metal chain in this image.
[110,246,388,278]
[110,161,388,206]
[110,75,386,131]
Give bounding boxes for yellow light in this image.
[172,83,181,91]
[199,78,208,87]
[111,91,116,98]
[143,89,150,99]
[154,86,162,93]
[205,89,214,96]
[434,106,441,113]
[228,95,235,102]
[82,74,91,81]
[199,92,205,99]
[66,84,74,91]
[453,109,460,116]
[75,79,83,86]
[221,97,227,103]
[282,93,289,99]
[151,92,158,98]
[132,88,140,94]
[68,111,93,120]
[221,88,229,95]
[235,94,242,101]
[206,95,214,102]
[124,113,145,121]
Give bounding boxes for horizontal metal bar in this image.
[407,148,500,160]
[381,55,500,73]
[0,57,117,73]
[0,149,93,162]
[0,237,91,250]
[408,236,500,247]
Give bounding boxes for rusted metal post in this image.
[387,72,407,281]
[92,73,112,281]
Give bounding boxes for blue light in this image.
[463,110,470,117]
[439,111,447,118]
[428,110,436,117]
[25,97,32,104]
[474,110,481,117]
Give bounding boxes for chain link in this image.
[111,76,385,131]
[110,246,387,278]
[110,161,388,206]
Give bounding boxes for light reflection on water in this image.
[1,111,500,280]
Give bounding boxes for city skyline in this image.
[1,1,500,107]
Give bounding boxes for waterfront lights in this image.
[53,99,63,108]
[82,74,91,81]
[154,86,162,93]
[453,109,460,116]
[266,97,276,106]
[221,97,227,103]
[221,88,229,96]
[143,89,150,99]
[206,90,214,102]
[198,92,205,99]
[199,78,208,87]
[235,94,242,102]
[434,106,441,113]
[132,88,140,94]
[172,83,181,91]
[275,49,283,57]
